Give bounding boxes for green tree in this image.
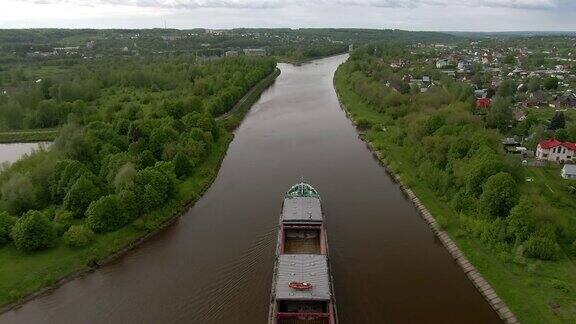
[173,152,193,179]
[486,97,513,130]
[86,195,127,233]
[63,225,95,248]
[549,112,565,130]
[496,80,516,98]
[132,167,174,210]
[11,210,57,252]
[543,77,559,90]
[1,172,36,215]
[0,211,17,245]
[479,172,519,219]
[63,176,101,218]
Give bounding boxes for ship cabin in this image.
[273,183,336,324]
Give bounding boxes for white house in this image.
[561,164,576,180]
[536,140,576,163]
[436,59,450,69]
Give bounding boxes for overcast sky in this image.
[1,0,575,31]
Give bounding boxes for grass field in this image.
[0,129,59,143]
[334,66,576,324]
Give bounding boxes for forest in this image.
[0,55,276,305]
[335,44,576,324]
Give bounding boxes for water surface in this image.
[1,55,500,323]
[0,142,50,166]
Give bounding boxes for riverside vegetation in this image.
[335,44,576,324]
[0,55,276,307]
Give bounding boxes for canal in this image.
[1,55,500,323]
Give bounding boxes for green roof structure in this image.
[285,182,320,199]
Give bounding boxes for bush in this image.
[355,118,373,130]
[524,236,560,260]
[133,166,174,210]
[0,172,36,215]
[63,225,95,248]
[0,211,17,244]
[63,176,101,218]
[53,210,74,236]
[11,210,57,252]
[173,152,193,179]
[479,172,519,218]
[86,195,127,233]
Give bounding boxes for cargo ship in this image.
[268,182,338,324]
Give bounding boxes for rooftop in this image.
[282,197,323,223]
[275,254,331,301]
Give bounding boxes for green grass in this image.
[0,68,279,310]
[0,129,59,143]
[334,66,576,324]
[525,107,576,124]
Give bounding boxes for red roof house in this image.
[536,139,576,162]
[476,98,492,109]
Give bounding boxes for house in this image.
[536,139,576,163]
[474,89,488,98]
[225,50,239,57]
[524,90,547,107]
[457,60,472,72]
[436,59,450,69]
[476,98,492,109]
[243,48,266,56]
[561,164,576,179]
[551,91,576,108]
[514,110,526,121]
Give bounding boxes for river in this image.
[0,55,500,323]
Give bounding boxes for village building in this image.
[436,59,450,69]
[551,91,576,108]
[536,139,576,163]
[243,48,266,56]
[523,90,547,107]
[476,98,492,109]
[561,164,576,179]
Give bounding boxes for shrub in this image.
[0,211,17,244]
[173,152,193,179]
[479,172,519,218]
[11,210,57,252]
[524,236,560,260]
[63,225,95,248]
[133,166,174,210]
[53,210,74,236]
[506,198,536,243]
[0,172,36,215]
[118,189,139,220]
[86,195,127,233]
[63,176,101,218]
[355,118,373,130]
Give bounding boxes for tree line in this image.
[0,56,276,252]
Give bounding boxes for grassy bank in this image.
[334,66,576,324]
[0,129,59,143]
[0,68,280,311]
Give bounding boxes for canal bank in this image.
[334,89,518,324]
[1,55,500,324]
[0,68,280,315]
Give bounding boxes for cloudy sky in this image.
[1,0,576,31]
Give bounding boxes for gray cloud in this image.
[20,0,559,10]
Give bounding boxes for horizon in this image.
[3,0,576,31]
